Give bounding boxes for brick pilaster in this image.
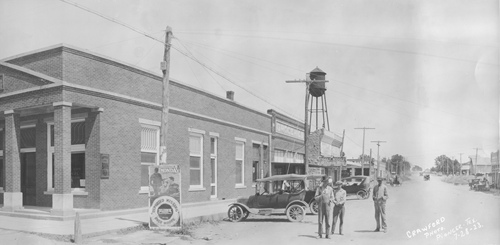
[84,108,103,208]
[53,102,72,194]
[2,110,23,211]
[4,110,21,193]
[51,101,74,216]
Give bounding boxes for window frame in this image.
[235,138,246,188]
[188,129,205,190]
[140,123,160,193]
[46,118,86,193]
[210,135,218,198]
[0,127,3,192]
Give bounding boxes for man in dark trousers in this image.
[332,181,347,235]
[315,177,334,239]
[373,177,389,232]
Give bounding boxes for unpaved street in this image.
[171,175,500,245]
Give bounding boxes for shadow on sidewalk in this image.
[354,230,377,233]
[116,217,147,225]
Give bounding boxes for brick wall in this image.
[1,45,273,211]
[6,48,63,80]
[0,66,52,94]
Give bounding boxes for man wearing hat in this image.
[331,180,347,235]
[314,176,334,239]
[372,177,389,232]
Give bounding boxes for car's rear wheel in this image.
[357,190,367,200]
[309,200,318,215]
[227,205,245,222]
[286,204,305,222]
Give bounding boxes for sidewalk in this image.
[0,198,234,238]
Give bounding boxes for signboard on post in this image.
[148,164,181,230]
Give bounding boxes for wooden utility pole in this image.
[159,26,173,165]
[286,74,328,174]
[354,127,375,169]
[371,141,386,178]
[339,129,346,180]
[369,148,373,178]
[459,153,463,175]
[473,148,480,175]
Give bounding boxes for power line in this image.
[175,29,497,50]
[174,31,498,67]
[58,0,304,123]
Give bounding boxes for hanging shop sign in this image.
[149,164,181,230]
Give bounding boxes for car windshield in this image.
[343,178,364,186]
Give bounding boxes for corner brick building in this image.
[0,44,276,216]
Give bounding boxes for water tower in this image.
[308,67,330,132]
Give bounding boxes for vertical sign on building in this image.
[100,154,110,179]
[149,164,181,229]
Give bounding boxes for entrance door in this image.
[21,153,36,206]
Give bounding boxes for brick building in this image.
[267,109,305,176]
[0,44,273,216]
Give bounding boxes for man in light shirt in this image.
[332,181,347,235]
[315,176,334,239]
[372,177,389,233]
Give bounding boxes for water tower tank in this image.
[308,67,327,97]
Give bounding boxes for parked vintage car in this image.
[468,179,481,190]
[227,174,324,222]
[341,176,371,199]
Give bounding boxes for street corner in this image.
[83,230,180,244]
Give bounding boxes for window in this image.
[0,128,4,151]
[0,74,4,91]
[140,124,159,192]
[210,136,218,197]
[189,133,203,187]
[0,128,3,190]
[20,126,36,149]
[47,119,86,192]
[235,140,245,186]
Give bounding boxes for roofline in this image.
[1,44,272,119]
[0,62,61,85]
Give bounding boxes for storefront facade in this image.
[0,45,271,215]
[267,110,305,176]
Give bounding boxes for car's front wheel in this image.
[309,200,318,215]
[286,204,305,222]
[357,190,367,200]
[227,205,245,222]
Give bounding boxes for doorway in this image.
[21,152,37,206]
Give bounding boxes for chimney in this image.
[226,91,234,101]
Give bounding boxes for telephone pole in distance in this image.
[355,127,375,168]
[371,140,386,178]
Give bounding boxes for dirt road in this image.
[171,175,500,245]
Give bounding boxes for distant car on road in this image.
[341,176,371,199]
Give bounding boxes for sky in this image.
[0,0,498,169]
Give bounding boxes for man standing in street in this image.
[332,181,346,235]
[373,177,389,233]
[315,176,334,239]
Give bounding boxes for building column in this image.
[51,102,74,216]
[2,110,23,211]
[84,108,103,209]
